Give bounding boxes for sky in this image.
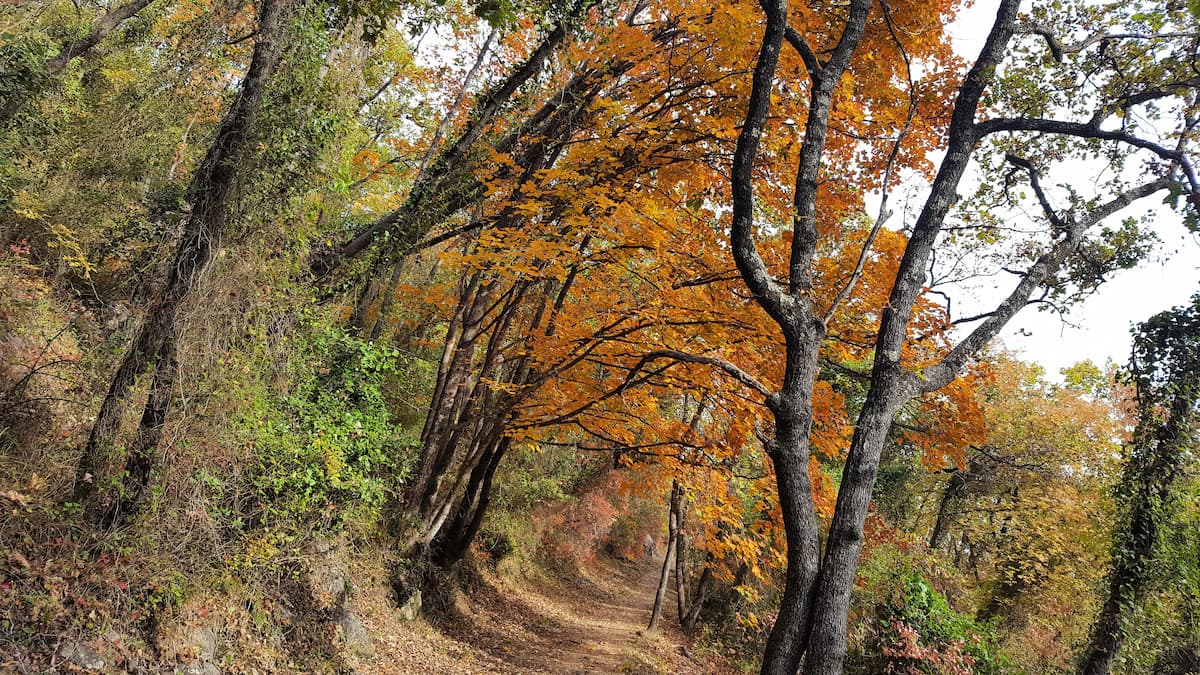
[945,2,1200,377]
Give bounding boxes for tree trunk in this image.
[928,463,975,550]
[73,0,295,523]
[674,530,687,623]
[682,565,713,631]
[429,436,509,568]
[1152,644,1200,675]
[798,4,1026,671]
[1080,477,1180,674]
[408,272,491,519]
[406,275,544,553]
[647,482,682,634]
[100,348,177,527]
[352,33,498,339]
[759,383,824,675]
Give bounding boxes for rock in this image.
[305,537,349,612]
[397,588,422,622]
[185,627,219,663]
[57,642,105,671]
[336,610,373,657]
[273,598,297,628]
[103,302,132,331]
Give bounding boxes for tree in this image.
[306,0,596,281]
[1080,293,1200,675]
[716,0,1199,672]
[392,0,991,588]
[0,0,157,124]
[74,0,301,526]
[902,355,1126,668]
[647,478,683,633]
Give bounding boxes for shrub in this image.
[862,567,1010,675]
[226,321,419,550]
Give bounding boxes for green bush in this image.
[230,322,419,543]
[860,566,1011,675]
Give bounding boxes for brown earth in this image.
[345,553,735,674]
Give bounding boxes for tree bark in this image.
[760,404,823,675]
[682,565,712,631]
[799,6,1026,670]
[407,272,492,519]
[429,436,510,568]
[927,469,967,550]
[675,526,687,622]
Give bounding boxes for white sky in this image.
[946,1,1200,376]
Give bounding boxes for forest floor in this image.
[343,552,736,674]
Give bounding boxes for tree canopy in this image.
[0,0,1197,673]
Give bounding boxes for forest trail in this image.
[348,553,731,674]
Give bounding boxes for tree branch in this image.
[1003,152,1067,233]
[783,26,821,81]
[978,117,1200,197]
[1018,23,1200,63]
[823,0,917,324]
[728,0,791,321]
[45,0,155,77]
[624,349,773,399]
[920,177,1173,393]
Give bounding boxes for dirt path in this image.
[349,554,732,674]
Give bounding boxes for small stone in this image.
[397,589,422,622]
[305,538,350,612]
[58,642,105,671]
[274,599,296,627]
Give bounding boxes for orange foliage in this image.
[387,0,974,578]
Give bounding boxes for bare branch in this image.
[920,177,1173,393]
[978,117,1200,197]
[1003,152,1067,233]
[728,0,791,321]
[783,26,821,80]
[823,0,917,324]
[1018,23,1200,63]
[624,349,773,399]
